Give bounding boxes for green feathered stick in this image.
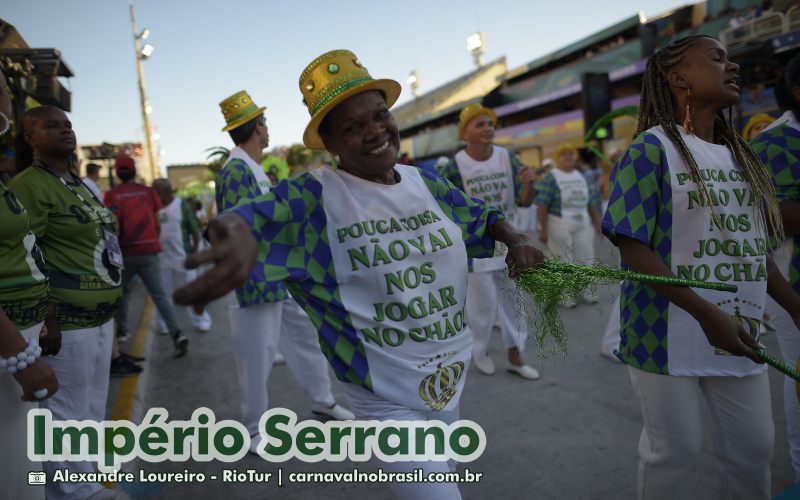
[513,259,800,385]
[513,258,737,357]
[756,350,800,383]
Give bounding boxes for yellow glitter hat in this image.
[458,102,497,138]
[299,49,401,150]
[742,113,775,141]
[219,90,266,132]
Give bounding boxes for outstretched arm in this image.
[173,212,257,307]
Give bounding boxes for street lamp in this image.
[128,0,158,182]
[407,70,419,99]
[140,44,154,59]
[467,32,485,68]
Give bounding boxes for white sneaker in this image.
[562,299,578,309]
[192,312,212,333]
[312,403,355,420]
[194,321,212,333]
[582,294,598,305]
[273,352,286,365]
[507,364,540,380]
[472,353,496,375]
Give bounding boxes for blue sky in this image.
[5,0,691,169]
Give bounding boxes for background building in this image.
[395,0,792,170]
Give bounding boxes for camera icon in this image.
[28,471,46,485]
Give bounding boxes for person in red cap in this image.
[105,156,188,357]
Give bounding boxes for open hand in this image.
[173,213,257,307]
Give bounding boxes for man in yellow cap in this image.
[215,91,354,450]
[440,102,540,380]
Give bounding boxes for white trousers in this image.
[40,319,115,500]
[515,206,535,233]
[343,384,462,500]
[628,367,773,500]
[154,265,212,331]
[467,270,527,358]
[545,213,595,263]
[1,322,45,500]
[766,241,800,481]
[601,294,621,357]
[228,297,335,437]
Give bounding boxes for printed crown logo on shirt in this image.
[418,361,464,410]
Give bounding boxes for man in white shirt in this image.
[82,162,103,200]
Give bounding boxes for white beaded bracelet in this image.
[0,110,8,137]
[0,339,42,374]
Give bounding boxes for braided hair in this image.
[637,35,783,242]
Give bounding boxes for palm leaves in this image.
[205,146,230,174]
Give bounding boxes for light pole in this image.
[128,0,158,182]
[407,70,419,99]
[467,32,485,69]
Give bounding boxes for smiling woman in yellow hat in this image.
[176,49,545,500]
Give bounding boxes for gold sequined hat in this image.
[219,90,267,132]
[458,102,497,138]
[299,49,401,150]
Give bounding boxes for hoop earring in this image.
[683,87,694,135]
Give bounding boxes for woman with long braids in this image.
[602,35,800,499]
[751,52,800,483]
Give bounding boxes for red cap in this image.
[114,155,136,172]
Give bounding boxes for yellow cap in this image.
[553,143,578,161]
[458,102,497,138]
[742,113,775,141]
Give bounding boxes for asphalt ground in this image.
[100,233,798,499]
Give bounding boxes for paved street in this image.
[105,234,797,499]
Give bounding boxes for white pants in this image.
[40,319,115,500]
[515,206,535,233]
[1,322,45,500]
[628,367,773,500]
[154,265,212,332]
[228,297,335,436]
[545,212,595,263]
[766,241,800,481]
[601,294,621,357]
[467,270,527,359]
[343,384,462,500]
